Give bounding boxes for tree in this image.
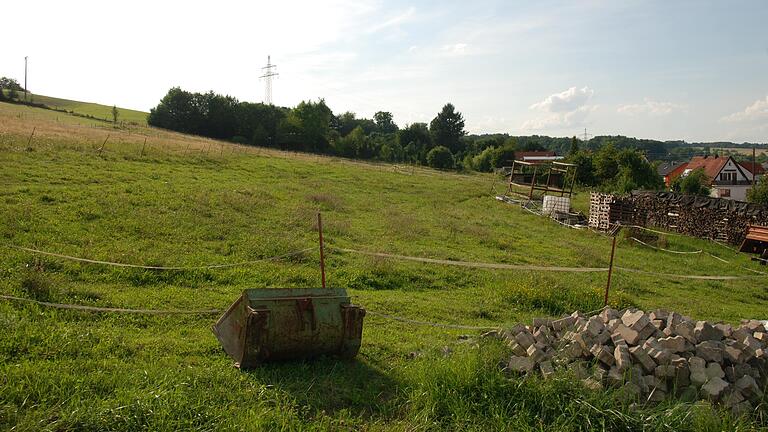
[490,138,517,168]
[398,122,431,163]
[429,103,465,154]
[748,176,768,204]
[374,111,398,133]
[569,136,580,155]
[471,146,497,172]
[426,146,454,169]
[112,105,119,124]
[292,99,334,153]
[0,77,23,91]
[671,168,710,196]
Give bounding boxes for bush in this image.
[426,146,454,169]
[748,175,768,204]
[471,147,497,172]
[671,168,710,196]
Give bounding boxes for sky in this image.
[2,0,767,143]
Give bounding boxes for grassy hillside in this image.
[1,100,767,430]
[2,91,148,125]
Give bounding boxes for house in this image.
[514,150,563,164]
[656,161,687,188]
[739,161,765,183]
[668,155,753,201]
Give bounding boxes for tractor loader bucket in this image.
[212,288,365,368]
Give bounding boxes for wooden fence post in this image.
[318,212,326,289]
[604,234,617,306]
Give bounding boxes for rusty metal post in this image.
[317,212,326,289]
[604,234,617,306]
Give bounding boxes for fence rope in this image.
[334,247,609,273]
[3,245,314,270]
[336,246,767,280]
[366,310,500,330]
[0,294,221,315]
[629,237,702,254]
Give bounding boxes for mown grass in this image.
[2,100,768,430]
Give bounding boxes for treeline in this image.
[147,87,471,168]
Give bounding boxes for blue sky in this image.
[2,0,767,142]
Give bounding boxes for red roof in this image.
[739,161,765,175]
[684,156,730,180]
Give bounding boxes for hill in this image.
[2,91,148,125]
[1,100,767,430]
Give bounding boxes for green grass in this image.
[2,90,148,125]
[1,100,768,430]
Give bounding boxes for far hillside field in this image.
[1,100,767,430]
[2,91,148,125]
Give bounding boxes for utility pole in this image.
[753,147,756,189]
[259,55,279,105]
[24,56,28,101]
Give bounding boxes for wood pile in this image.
[589,192,768,245]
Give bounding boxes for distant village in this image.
[516,150,764,202]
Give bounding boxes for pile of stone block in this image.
[500,308,767,413]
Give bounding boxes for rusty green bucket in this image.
[212,288,366,368]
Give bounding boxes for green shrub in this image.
[426,146,454,169]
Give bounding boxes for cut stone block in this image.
[622,310,650,332]
[655,365,676,379]
[507,341,527,357]
[714,323,733,339]
[508,356,535,373]
[591,345,615,366]
[694,321,722,342]
[629,346,656,373]
[638,323,658,341]
[585,317,605,337]
[539,360,555,378]
[613,324,640,345]
[659,335,686,353]
[615,344,632,372]
[701,376,729,401]
[526,344,545,363]
[735,375,763,401]
[696,341,724,363]
[690,370,708,387]
[643,375,667,392]
[672,321,696,343]
[705,362,725,380]
[649,309,669,322]
[688,356,706,371]
[515,331,536,349]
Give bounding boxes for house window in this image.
[718,188,730,197]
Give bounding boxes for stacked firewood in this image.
[590,192,768,245]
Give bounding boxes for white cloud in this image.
[530,86,594,113]
[721,96,768,123]
[522,87,596,130]
[441,43,469,56]
[617,98,686,115]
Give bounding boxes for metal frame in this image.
[506,160,578,199]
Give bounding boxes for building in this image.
[514,150,563,164]
[657,161,687,188]
[668,155,755,201]
[739,161,765,183]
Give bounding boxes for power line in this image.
[259,55,278,105]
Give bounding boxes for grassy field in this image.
[1,100,768,431]
[2,91,148,125]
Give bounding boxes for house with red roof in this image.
[667,155,756,201]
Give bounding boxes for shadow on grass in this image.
[242,356,398,419]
